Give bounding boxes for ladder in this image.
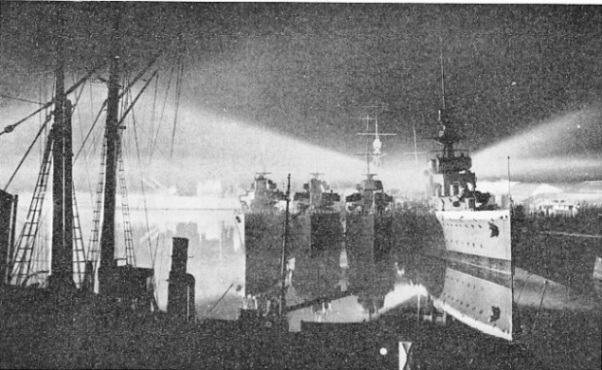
[118,144,135,266]
[72,188,86,288]
[12,131,54,286]
[86,138,106,275]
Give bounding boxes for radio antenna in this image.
[439,37,446,111]
[507,156,513,206]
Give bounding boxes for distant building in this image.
[529,199,579,217]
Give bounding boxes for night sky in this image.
[2,2,602,188]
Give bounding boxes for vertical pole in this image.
[99,14,121,293]
[279,174,291,318]
[439,37,446,111]
[412,123,418,168]
[507,156,512,206]
[416,295,420,328]
[50,19,68,288]
[7,195,18,284]
[0,192,15,285]
[64,100,74,282]
[366,118,371,175]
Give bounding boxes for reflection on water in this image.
[12,192,602,368]
[119,194,246,320]
[257,225,600,369]
[285,245,428,331]
[401,253,601,369]
[433,262,514,340]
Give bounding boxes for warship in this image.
[423,111,513,274]
[425,114,600,286]
[293,173,343,256]
[240,172,291,296]
[239,172,287,213]
[401,250,600,369]
[345,117,395,264]
[406,51,602,293]
[243,171,345,296]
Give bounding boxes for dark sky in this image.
[1,2,602,175]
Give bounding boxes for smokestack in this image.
[167,237,196,321]
[171,237,188,274]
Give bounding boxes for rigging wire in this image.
[9,75,91,277]
[123,79,160,300]
[118,74,131,263]
[86,81,99,204]
[71,76,87,111]
[73,99,107,163]
[117,70,159,129]
[3,114,53,191]
[149,63,176,164]
[120,74,129,155]
[149,73,159,156]
[0,65,104,137]
[129,90,144,164]
[71,74,96,202]
[151,233,164,306]
[170,52,184,158]
[73,59,159,164]
[117,71,162,266]
[37,79,46,167]
[0,93,44,106]
[137,55,176,275]
[127,81,156,267]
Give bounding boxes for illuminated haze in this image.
[473,106,602,183]
[0,81,421,198]
[2,3,602,194]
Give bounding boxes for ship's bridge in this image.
[430,149,472,174]
[428,149,479,207]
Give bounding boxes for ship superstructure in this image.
[345,115,395,263]
[293,174,343,255]
[418,42,513,273]
[239,172,286,213]
[423,82,599,286]
[242,172,309,296]
[293,173,341,214]
[426,112,512,273]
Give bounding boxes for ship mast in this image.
[435,40,459,159]
[48,12,75,292]
[98,15,121,293]
[357,112,396,175]
[279,174,291,318]
[440,38,446,112]
[429,40,476,200]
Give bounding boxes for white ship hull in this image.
[435,209,512,273]
[433,264,514,341]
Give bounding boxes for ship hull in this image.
[308,211,344,256]
[397,208,512,273]
[346,213,393,264]
[436,209,512,273]
[244,212,310,296]
[434,262,515,341]
[400,205,602,291]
